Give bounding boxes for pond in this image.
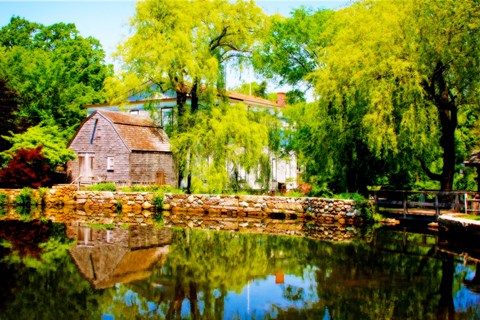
[0,218,479,319]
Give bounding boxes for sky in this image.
[0,0,349,92]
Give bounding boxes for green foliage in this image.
[463,215,480,221]
[112,0,267,193]
[171,104,272,193]
[0,192,7,207]
[112,0,266,104]
[357,200,375,222]
[88,223,115,230]
[85,183,117,192]
[0,17,112,141]
[229,81,270,99]
[152,193,163,209]
[285,0,480,193]
[0,124,75,168]
[120,184,182,194]
[0,79,18,152]
[115,200,122,214]
[333,193,367,202]
[14,187,36,208]
[253,7,333,87]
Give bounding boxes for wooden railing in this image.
[374,190,479,220]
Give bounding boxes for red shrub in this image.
[0,146,52,188]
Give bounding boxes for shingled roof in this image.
[98,110,171,152]
[227,90,279,108]
[465,150,480,166]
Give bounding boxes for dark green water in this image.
[0,219,479,319]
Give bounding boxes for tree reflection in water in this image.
[0,221,479,319]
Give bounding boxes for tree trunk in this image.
[438,106,456,192]
[437,257,455,319]
[191,80,199,113]
[424,62,458,192]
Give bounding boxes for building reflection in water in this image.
[67,224,173,289]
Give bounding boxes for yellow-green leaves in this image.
[114,0,266,94]
[172,104,271,193]
[299,0,480,191]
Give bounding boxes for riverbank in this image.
[438,214,480,238]
[0,185,368,240]
[2,185,479,240]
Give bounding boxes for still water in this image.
[0,219,479,319]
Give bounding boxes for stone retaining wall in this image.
[162,194,363,240]
[1,186,365,240]
[164,194,360,222]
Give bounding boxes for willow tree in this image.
[171,104,273,194]
[310,0,480,192]
[115,0,266,191]
[252,7,333,89]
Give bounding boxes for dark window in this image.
[90,119,98,144]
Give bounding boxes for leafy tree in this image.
[286,89,306,105]
[0,146,52,188]
[307,0,480,192]
[0,221,103,319]
[252,7,333,88]
[0,78,18,152]
[114,0,267,191]
[0,124,75,168]
[229,81,269,99]
[0,17,112,140]
[171,104,273,193]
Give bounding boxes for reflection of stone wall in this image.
[0,186,364,240]
[0,185,158,224]
[163,194,363,240]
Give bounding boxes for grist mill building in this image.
[67,110,176,186]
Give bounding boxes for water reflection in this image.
[0,220,479,319]
[68,225,172,289]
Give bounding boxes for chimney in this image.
[276,92,286,108]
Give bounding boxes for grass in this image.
[85,183,117,192]
[89,223,115,230]
[462,214,480,221]
[120,185,183,193]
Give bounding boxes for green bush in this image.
[120,184,183,193]
[86,183,117,192]
[15,187,36,207]
[0,192,7,207]
[357,200,376,222]
[152,192,164,209]
[115,199,123,214]
[39,187,48,207]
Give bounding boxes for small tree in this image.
[0,146,52,188]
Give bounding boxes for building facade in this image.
[67,110,176,186]
[84,87,297,192]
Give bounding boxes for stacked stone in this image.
[164,194,358,223]
[45,185,77,207]
[304,198,358,224]
[75,191,154,212]
[163,193,363,240]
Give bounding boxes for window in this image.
[107,157,114,172]
[90,119,98,144]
